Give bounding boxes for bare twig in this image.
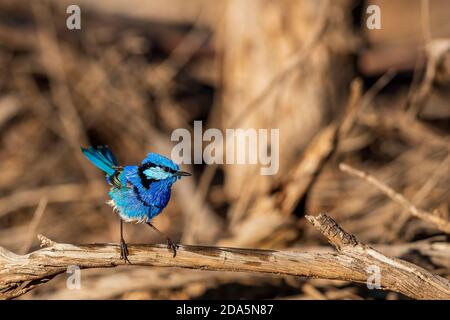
[300,236,450,272]
[339,163,450,234]
[389,154,450,239]
[276,124,337,215]
[1,214,449,300]
[31,1,92,179]
[147,7,211,91]
[408,39,450,115]
[0,96,22,129]
[20,197,48,254]
[0,181,105,219]
[279,70,398,216]
[359,109,450,149]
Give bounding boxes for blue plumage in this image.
[109,165,176,223]
[81,146,117,176]
[81,146,191,260]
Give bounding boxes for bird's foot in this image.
[120,239,131,264]
[167,238,179,258]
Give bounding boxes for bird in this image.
[81,145,191,262]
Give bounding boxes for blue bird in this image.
[81,146,191,262]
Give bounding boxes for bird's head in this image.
[140,153,191,181]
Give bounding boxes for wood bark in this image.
[1,214,448,300]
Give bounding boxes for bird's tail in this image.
[81,146,118,176]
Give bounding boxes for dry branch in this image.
[339,163,450,233]
[1,214,449,300]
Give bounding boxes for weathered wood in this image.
[1,214,449,300]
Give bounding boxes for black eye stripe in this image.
[142,162,176,174]
[141,162,158,170]
[162,167,176,174]
[138,162,177,189]
[138,165,156,189]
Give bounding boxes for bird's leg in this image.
[146,222,179,258]
[119,219,130,263]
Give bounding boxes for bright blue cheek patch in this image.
[144,167,172,180]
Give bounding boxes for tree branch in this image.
[1,214,449,300]
[339,163,450,233]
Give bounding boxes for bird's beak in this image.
[175,170,192,177]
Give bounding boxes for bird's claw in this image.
[120,239,131,264]
[167,238,179,258]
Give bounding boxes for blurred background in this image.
[0,0,449,299]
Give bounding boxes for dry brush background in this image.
[0,0,449,299]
